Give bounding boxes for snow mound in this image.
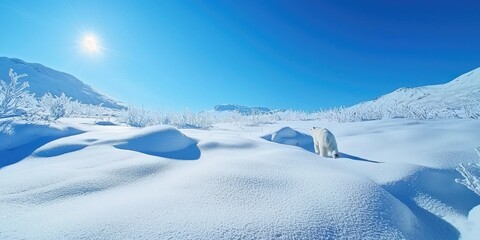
[114,126,200,160]
[262,126,314,152]
[463,205,480,240]
[0,121,83,168]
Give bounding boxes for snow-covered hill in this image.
[354,67,480,114]
[0,57,124,109]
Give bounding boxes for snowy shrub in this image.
[35,92,113,121]
[0,69,33,117]
[456,147,480,196]
[119,105,154,127]
[310,101,476,123]
[118,107,214,129]
[39,93,73,120]
[463,104,480,120]
[171,110,214,129]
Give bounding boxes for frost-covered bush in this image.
[119,105,153,127]
[40,93,72,119]
[463,104,480,120]
[311,102,473,123]
[1,69,114,121]
[169,110,214,129]
[118,107,214,129]
[117,100,480,128]
[456,147,480,196]
[37,92,114,120]
[0,69,34,117]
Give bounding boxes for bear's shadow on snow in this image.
[338,152,381,163]
[262,127,379,163]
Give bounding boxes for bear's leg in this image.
[313,140,319,154]
[321,146,328,157]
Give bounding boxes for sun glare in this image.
[82,34,100,54]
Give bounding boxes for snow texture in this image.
[1,118,480,239]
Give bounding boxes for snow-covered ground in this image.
[1,118,480,239]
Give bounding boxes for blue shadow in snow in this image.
[34,144,88,158]
[0,126,83,169]
[115,144,201,160]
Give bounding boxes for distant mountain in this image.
[0,57,124,109]
[213,104,274,115]
[351,67,480,117]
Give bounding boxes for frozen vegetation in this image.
[2,64,480,129]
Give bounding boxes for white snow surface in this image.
[1,118,480,239]
[0,57,124,109]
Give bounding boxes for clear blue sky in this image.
[1,0,480,111]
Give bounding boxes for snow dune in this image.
[1,118,479,239]
[113,125,200,160]
[261,126,315,152]
[0,120,83,168]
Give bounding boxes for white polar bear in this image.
[310,127,339,158]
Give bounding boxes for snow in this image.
[352,67,480,118]
[0,120,83,168]
[1,118,479,239]
[463,205,480,240]
[113,125,200,160]
[261,126,314,152]
[0,57,124,109]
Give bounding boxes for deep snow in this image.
[1,118,480,239]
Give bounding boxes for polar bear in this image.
[310,127,339,158]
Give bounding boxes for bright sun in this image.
[82,35,100,53]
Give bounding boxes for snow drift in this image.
[0,120,83,168]
[1,118,479,239]
[114,125,200,160]
[261,126,314,152]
